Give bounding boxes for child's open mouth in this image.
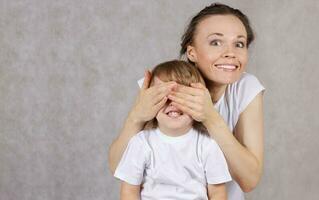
[167,111,183,118]
[165,106,183,118]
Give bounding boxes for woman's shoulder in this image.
[228,72,265,114]
[224,72,264,95]
[233,72,263,88]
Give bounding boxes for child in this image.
[114,60,231,200]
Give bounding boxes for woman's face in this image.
[187,15,248,85]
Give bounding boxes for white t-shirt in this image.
[213,72,265,200]
[114,128,232,200]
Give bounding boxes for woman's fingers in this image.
[132,78,176,123]
[176,84,203,96]
[190,82,206,89]
[168,93,201,111]
[152,88,170,105]
[151,81,177,104]
[170,91,199,103]
[142,70,152,90]
[171,102,198,120]
[168,82,214,122]
[154,96,168,111]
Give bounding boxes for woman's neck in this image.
[207,82,228,104]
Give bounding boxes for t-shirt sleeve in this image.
[114,133,148,185]
[203,138,232,184]
[236,73,265,114]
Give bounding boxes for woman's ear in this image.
[186,45,197,63]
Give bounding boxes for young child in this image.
[114,60,231,200]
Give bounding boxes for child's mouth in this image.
[167,111,182,118]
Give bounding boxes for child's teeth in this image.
[168,111,180,117]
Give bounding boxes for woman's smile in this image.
[214,63,239,71]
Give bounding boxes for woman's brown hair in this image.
[144,60,208,134]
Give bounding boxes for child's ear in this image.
[186,45,197,63]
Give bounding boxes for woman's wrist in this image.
[127,110,145,128]
[203,108,221,127]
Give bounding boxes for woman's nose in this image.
[222,45,236,58]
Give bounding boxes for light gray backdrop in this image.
[1,0,318,199]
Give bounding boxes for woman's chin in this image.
[207,72,242,85]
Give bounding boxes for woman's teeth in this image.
[215,64,237,70]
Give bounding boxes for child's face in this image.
[153,76,193,135]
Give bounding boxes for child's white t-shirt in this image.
[114,128,232,200]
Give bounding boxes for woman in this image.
[108,3,265,200]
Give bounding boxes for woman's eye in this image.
[236,42,246,48]
[210,40,221,46]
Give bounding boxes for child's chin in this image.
[165,122,191,130]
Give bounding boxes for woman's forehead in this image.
[196,14,247,39]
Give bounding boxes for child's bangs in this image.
[156,66,199,87]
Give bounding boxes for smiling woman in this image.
[108,3,265,200]
[186,15,248,89]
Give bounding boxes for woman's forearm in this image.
[108,113,144,174]
[120,182,141,200]
[204,114,262,192]
[207,184,227,200]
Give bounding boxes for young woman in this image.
[109,3,265,200]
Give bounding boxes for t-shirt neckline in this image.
[214,92,225,108]
[155,128,195,143]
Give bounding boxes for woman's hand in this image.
[129,70,177,124]
[168,82,216,125]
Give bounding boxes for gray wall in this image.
[1,0,318,199]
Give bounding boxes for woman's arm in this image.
[169,83,264,192]
[108,71,177,173]
[205,93,264,192]
[120,181,141,200]
[207,183,227,200]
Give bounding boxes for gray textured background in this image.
[1,0,319,199]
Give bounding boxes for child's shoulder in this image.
[131,129,156,144]
[197,133,220,151]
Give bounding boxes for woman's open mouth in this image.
[214,64,239,71]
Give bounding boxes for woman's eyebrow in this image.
[207,33,224,37]
[237,35,246,39]
[207,33,247,39]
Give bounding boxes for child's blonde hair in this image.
[144,60,208,134]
